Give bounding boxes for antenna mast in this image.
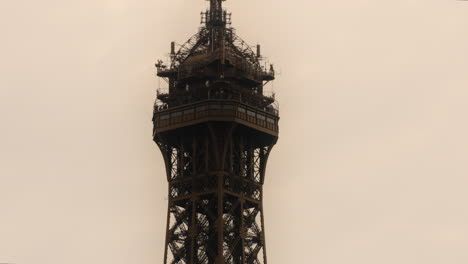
[208,0,225,26]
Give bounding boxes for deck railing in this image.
[154,93,279,116]
[153,100,279,134]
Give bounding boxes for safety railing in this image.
[153,100,279,134]
[154,94,279,116]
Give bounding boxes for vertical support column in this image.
[190,135,197,263]
[179,143,184,178]
[220,28,225,65]
[247,142,254,181]
[260,203,268,264]
[240,198,246,263]
[190,197,197,264]
[163,191,171,264]
[205,136,209,172]
[192,135,197,175]
[217,172,225,264]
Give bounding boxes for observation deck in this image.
[153,99,279,137]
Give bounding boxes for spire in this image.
[210,0,223,13]
[208,0,226,26]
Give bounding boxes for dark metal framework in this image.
[153,1,278,263]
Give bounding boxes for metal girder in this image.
[156,122,274,264]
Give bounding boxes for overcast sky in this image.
[1,0,468,263]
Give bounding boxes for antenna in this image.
[210,0,223,13]
[207,0,225,26]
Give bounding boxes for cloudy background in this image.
[1,0,468,263]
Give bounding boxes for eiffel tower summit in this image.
[152,0,279,263]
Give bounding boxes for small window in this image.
[196,106,206,112]
[171,111,182,117]
[267,117,275,123]
[160,114,170,120]
[184,109,194,114]
[237,107,246,113]
[209,104,221,110]
[223,105,234,110]
[247,110,256,116]
[257,114,266,120]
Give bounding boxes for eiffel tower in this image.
[153,1,279,263]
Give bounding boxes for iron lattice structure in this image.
[153,1,279,263]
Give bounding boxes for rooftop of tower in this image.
[153,0,279,137]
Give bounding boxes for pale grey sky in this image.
[1,0,468,263]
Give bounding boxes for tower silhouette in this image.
[153,1,279,263]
